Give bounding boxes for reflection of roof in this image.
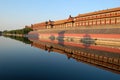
[77,7,120,17]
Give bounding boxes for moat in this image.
[0,36,120,80]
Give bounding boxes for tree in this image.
[0,31,2,35]
[2,27,33,35]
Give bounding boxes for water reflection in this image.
[4,35,32,44]
[30,38,120,74]
[4,36,120,74]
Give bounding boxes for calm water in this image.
[0,36,120,80]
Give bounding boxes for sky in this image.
[0,0,120,31]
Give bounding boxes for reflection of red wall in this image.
[38,39,120,54]
[36,33,120,53]
[39,33,120,39]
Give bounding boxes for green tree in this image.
[3,27,33,35]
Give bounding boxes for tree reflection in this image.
[4,35,32,44]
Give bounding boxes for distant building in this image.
[30,7,120,30]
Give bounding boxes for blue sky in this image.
[0,0,120,31]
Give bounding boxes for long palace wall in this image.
[28,7,120,52]
[28,23,120,50]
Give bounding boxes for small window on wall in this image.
[97,15,99,18]
[109,13,112,16]
[106,14,108,17]
[88,16,91,19]
[79,23,81,26]
[77,23,79,26]
[117,17,120,23]
[104,14,106,17]
[118,11,120,16]
[102,14,105,17]
[112,12,116,16]
[115,12,117,16]
[81,18,83,20]
[95,15,97,18]
[79,18,82,20]
[106,18,110,24]
[88,16,90,19]
[93,21,95,25]
[93,15,96,18]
